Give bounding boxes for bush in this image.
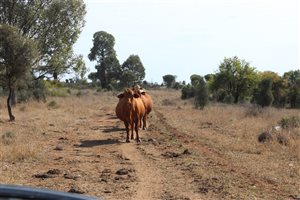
[181,84,194,99]
[223,94,234,104]
[47,101,59,109]
[245,105,264,117]
[194,78,209,109]
[17,79,47,103]
[278,116,300,129]
[161,99,176,106]
[48,88,69,97]
[1,131,16,145]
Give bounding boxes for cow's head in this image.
[117,88,140,99]
[133,85,146,96]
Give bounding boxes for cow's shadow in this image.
[79,139,120,147]
[103,126,125,133]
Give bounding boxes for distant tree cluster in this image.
[179,56,300,109]
[88,31,145,90]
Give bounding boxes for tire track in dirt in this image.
[118,143,164,200]
[110,111,204,199]
[153,108,293,199]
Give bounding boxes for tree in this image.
[88,72,98,84]
[253,78,274,107]
[194,77,209,109]
[121,55,145,87]
[211,56,259,103]
[0,0,86,79]
[71,55,87,80]
[88,31,121,88]
[259,71,288,107]
[190,74,202,86]
[0,24,37,121]
[163,74,176,88]
[284,70,300,108]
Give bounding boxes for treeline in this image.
[162,57,300,109]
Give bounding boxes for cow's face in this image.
[117,89,140,99]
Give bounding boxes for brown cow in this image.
[115,88,145,142]
[133,85,153,130]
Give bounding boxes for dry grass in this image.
[0,90,116,163]
[151,89,300,199]
[0,89,299,199]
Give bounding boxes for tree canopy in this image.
[121,55,145,87]
[0,0,86,79]
[88,31,121,88]
[163,74,176,88]
[211,56,259,103]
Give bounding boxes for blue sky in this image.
[73,0,299,83]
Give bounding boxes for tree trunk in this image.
[10,88,16,107]
[53,71,58,80]
[7,85,15,121]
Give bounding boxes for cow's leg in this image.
[139,117,142,129]
[124,121,130,143]
[135,119,141,143]
[130,121,134,140]
[143,114,147,130]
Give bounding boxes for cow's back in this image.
[141,93,153,114]
[133,97,146,119]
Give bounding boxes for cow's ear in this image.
[133,93,140,98]
[117,93,124,98]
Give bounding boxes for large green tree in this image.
[0,24,37,121]
[121,55,145,87]
[163,74,176,88]
[284,70,300,108]
[259,71,288,107]
[0,0,86,79]
[88,31,121,88]
[253,78,274,107]
[211,56,259,103]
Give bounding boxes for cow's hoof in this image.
[136,139,141,143]
[126,139,130,143]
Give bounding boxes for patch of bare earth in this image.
[0,89,299,200]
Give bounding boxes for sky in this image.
[73,0,299,84]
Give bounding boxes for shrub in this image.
[161,99,176,106]
[17,79,47,103]
[76,91,82,97]
[194,78,209,109]
[47,101,59,109]
[181,84,194,99]
[245,105,264,117]
[1,131,16,145]
[48,88,69,97]
[278,116,300,129]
